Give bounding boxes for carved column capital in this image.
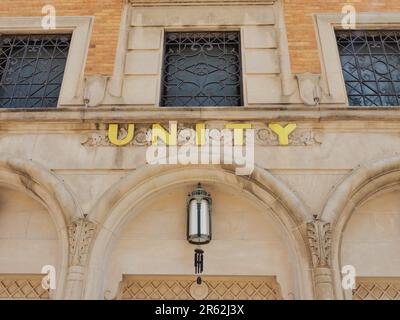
[307,217,335,299]
[68,217,96,267]
[307,217,332,268]
[65,217,96,299]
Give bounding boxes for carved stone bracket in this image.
[83,75,108,107]
[68,218,97,267]
[307,218,332,268]
[295,73,322,106]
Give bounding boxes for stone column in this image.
[64,217,96,299]
[307,218,335,300]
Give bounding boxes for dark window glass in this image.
[336,30,400,106]
[160,31,243,107]
[0,34,71,108]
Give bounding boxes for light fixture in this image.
[187,183,212,284]
[187,183,212,245]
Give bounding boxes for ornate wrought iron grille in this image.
[0,34,71,108]
[336,30,400,106]
[160,31,243,107]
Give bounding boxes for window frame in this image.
[335,29,400,107]
[315,13,400,107]
[159,29,244,107]
[0,33,72,108]
[0,16,93,108]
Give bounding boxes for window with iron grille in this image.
[160,31,243,107]
[0,34,71,108]
[336,30,400,106]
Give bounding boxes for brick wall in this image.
[283,0,397,74]
[0,0,124,75]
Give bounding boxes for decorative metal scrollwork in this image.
[0,34,71,108]
[336,30,400,106]
[161,31,243,107]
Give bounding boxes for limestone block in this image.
[128,27,162,50]
[125,51,160,75]
[243,26,277,49]
[245,49,280,74]
[131,6,275,27]
[123,76,159,105]
[245,75,282,104]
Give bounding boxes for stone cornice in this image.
[2,107,400,124]
[129,0,276,6]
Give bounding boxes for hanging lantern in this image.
[187,183,212,245]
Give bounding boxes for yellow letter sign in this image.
[152,122,177,146]
[108,124,135,146]
[268,123,297,145]
[225,123,252,145]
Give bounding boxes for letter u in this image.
[108,124,135,146]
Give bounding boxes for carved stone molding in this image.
[81,124,321,147]
[0,275,50,299]
[118,275,282,300]
[68,218,96,267]
[353,277,400,300]
[256,127,320,146]
[81,126,150,147]
[307,218,332,268]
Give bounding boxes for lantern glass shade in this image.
[187,184,212,245]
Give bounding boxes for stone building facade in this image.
[0,0,400,300]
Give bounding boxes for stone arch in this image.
[85,164,314,299]
[0,154,82,299]
[320,155,400,299]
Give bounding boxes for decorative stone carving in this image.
[81,132,109,147]
[307,218,332,268]
[83,75,108,107]
[68,218,96,267]
[81,126,151,147]
[295,73,321,106]
[307,217,334,299]
[0,275,50,299]
[118,275,282,300]
[256,127,320,146]
[353,277,400,300]
[81,124,321,147]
